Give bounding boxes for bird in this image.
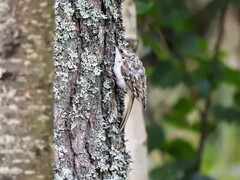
[113,45,147,132]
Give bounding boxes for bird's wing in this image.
[121,58,147,109]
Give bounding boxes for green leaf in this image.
[141,32,172,60]
[213,105,240,123]
[230,0,240,5]
[190,61,225,95]
[141,32,160,53]
[191,121,200,131]
[190,121,215,133]
[146,66,154,77]
[146,124,165,152]
[223,66,240,85]
[197,37,208,51]
[164,97,194,129]
[190,61,211,82]
[205,0,222,15]
[211,63,225,88]
[233,90,240,108]
[150,159,194,180]
[153,1,193,32]
[165,114,190,129]
[173,97,193,114]
[195,80,211,97]
[163,139,195,158]
[190,172,215,180]
[136,1,154,15]
[175,33,199,55]
[151,61,183,88]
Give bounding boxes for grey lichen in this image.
[75,0,107,25]
[55,168,76,180]
[80,50,103,77]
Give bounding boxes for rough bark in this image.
[122,0,148,179]
[54,0,130,179]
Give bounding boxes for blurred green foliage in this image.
[137,0,240,179]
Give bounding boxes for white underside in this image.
[114,47,128,92]
[114,61,124,87]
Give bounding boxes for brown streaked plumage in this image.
[114,45,147,132]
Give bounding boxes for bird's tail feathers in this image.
[120,95,134,132]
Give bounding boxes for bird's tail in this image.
[120,95,134,132]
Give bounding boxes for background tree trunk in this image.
[0,0,52,179]
[54,0,130,179]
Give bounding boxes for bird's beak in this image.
[114,45,122,62]
[114,45,118,52]
[114,45,120,55]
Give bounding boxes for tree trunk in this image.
[54,0,130,179]
[0,0,52,179]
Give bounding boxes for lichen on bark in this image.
[54,0,130,179]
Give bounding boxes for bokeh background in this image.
[0,0,240,180]
[138,0,240,179]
